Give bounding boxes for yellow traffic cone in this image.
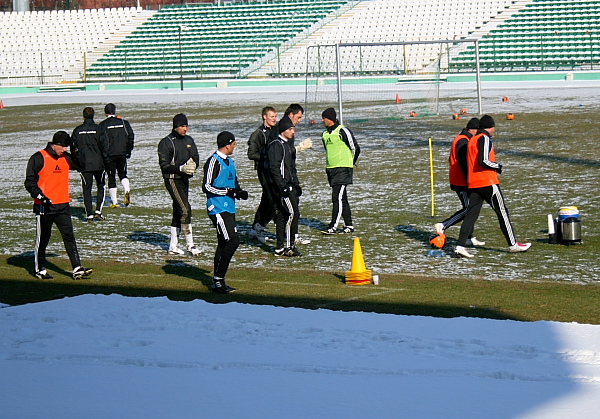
[345,237,372,285]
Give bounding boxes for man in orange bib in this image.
[25,131,93,280]
[454,115,531,258]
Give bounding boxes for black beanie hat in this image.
[217,131,236,148]
[104,103,116,115]
[466,117,479,130]
[479,115,495,129]
[173,113,188,128]
[278,116,294,133]
[322,107,337,121]
[52,131,71,147]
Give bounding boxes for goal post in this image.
[304,39,482,124]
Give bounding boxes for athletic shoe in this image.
[109,203,120,208]
[187,245,201,256]
[341,226,355,234]
[283,246,302,257]
[434,223,445,235]
[168,247,185,255]
[466,237,486,246]
[274,248,285,257]
[35,270,53,280]
[211,278,236,294]
[321,227,337,235]
[73,266,93,280]
[509,242,531,253]
[94,211,105,221]
[454,246,474,258]
[86,215,95,223]
[295,234,311,245]
[124,191,131,206]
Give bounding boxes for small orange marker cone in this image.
[345,237,372,285]
[0,100,4,109]
[506,113,515,120]
[395,94,400,104]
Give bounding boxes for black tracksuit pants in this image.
[80,170,106,217]
[35,208,81,272]
[209,212,240,279]
[252,168,276,228]
[164,177,192,228]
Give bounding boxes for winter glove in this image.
[180,158,197,176]
[236,189,249,200]
[281,185,292,197]
[295,138,313,152]
[37,194,52,215]
[496,164,503,175]
[126,153,131,159]
[226,188,236,198]
[295,184,303,197]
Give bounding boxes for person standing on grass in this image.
[71,106,111,222]
[319,107,361,235]
[202,131,248,293]
[158,113,201,257]
[247,106,277,244]
[267,117,303,257]
[433,117,485,246]
[25,131,93,280]
[454,115,531,258]
[99,103,134,208]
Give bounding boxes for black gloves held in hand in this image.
[226,188,248,200]
[295,184,303,197]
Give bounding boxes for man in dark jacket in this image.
[267,117,302,257]
[158,113,201,256]
[247,106,277,243]
[320,108,361,235]
[99,103,134,208]
[25,131,93,280]
[71,106,110,222]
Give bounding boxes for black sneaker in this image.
[283,246,302,257]
[73,266,93,280]
[341,226,355,234]
[321,227,337,235]
[35,270,53,280]
[211,279,236,294]
[274,248,285,257]
[94,212,105,221]
[86,215,95,223]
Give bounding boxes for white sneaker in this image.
[434,223,445,235]
[454,246,474,258]
[295,234,311,245]
[187,246,201,256]
[509,242,531,253]
[168,247,185,255]
[466,237,486,246]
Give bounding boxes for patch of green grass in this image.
[3,255,600,324]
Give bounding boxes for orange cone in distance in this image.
[0,100,4,109]
[395,94,400,104]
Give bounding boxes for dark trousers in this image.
[107,156,128,188]
[164,177,192,228]
[273,189,299,249]
[35,209,81,272]
[252,168,276,228]
[329,184,353,229]
[209,212,240,279]
[80,170,106,217]
[457,184,516,247]
[441,185,474,238]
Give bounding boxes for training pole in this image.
[429,137,435,217]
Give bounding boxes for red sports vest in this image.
[35,149,70,205]
[467,133,499,188]
[448,134,468,187]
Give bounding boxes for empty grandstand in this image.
[0,0,599,86]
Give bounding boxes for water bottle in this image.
[426,249,445,257]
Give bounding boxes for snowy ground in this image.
[2,294,600,418]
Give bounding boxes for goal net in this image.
[303,40,481,124]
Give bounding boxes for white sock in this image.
[121,177,130,192]
[109,188,118,205]
[170,227,180,249]
[184,224,194,248]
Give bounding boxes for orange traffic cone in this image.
[0,100,4,109]
[395,94,400,104]
[345,237,372,285]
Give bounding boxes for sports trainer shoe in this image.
[341,226,355,234]
[283,246,302,257]
[466,237,486,246]
[109,203,120,208]
[434,223,445,235]
[124,191,131,207]
[211,278,236,294]
[295,234,311,245]
[321,227,337,235]
[73,266,93,280]
[168,246,185,255]
[274,248,285,257]
[187,245,201,256]
[35,270,53,280]
[509,242,531,253]
[94,211,105,221]
[86,215,95,223]
[454,246,474,258]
